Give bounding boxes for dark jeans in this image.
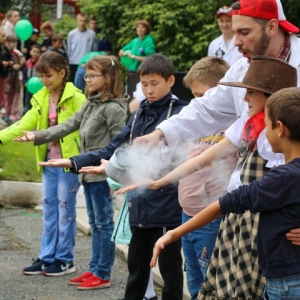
[69,64,78,83]
[124,226,183,300]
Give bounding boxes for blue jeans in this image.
[182,212,221,300]
[40,166,80,263]
[83,181,115,280]
[74,66,86,92]
[264,273,300,300]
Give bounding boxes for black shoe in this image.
[43,259,75,276]
[22,258,51,275]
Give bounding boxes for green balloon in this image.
[27,77,44,94]
[79,51,107,65]
[15,20,33,41]
[120,56,135,70]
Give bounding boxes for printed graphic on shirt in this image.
[215,48,225,59]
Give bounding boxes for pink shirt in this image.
[178,133,237,216]
[46,97,62,159]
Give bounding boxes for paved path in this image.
[0,207,139,300]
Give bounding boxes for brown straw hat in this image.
[219,56,297,94]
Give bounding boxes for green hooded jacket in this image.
[0,82,86,173]
[121,35,156,71]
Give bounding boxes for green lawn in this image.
[0,141,42,182]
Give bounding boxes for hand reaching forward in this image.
[13,131,35,142]
[38,159,72,168]
[150,230,175,268]
[115,178,158,194]
[133,130,164,153]
[78,159,107,175]
[286,228,300,246]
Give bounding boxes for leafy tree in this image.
[54,14,77,39]
[1,0,32,16]
[282,0,300,29]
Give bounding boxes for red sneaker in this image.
[77,275,111,290]
[69,271,93,285]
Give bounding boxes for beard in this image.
[253,30,271,56]
[241,30,271,63]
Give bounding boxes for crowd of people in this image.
[0,11,114,126]
[1,0,300,300]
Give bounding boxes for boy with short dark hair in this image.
[47,34,67,59]
[38,53,188,300]
[22,28,40,60]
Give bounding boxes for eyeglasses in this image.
[84,74,104,81]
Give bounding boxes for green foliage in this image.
[282,0,300,29]
[0,142,41,182]
[1,0,32,16]
[54,14,77,40]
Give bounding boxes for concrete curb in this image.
[0,180,189,299]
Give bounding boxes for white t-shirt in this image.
[208,34,243,66]
[133,82,145,103]
[67,28,96,64]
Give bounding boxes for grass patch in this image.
[0,142,41,182]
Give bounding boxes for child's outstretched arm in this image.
[13,131,35,142]
[78,159,108,175]
[150,201,222,267]
[39,159,72,168]
[117,137,237,193]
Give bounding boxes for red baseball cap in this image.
[216,6,233,18]
[232,0,299,33]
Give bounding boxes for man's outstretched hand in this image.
[133,129,164,152]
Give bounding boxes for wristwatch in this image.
[132,55,135,59]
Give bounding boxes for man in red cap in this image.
[136,0,300,147]
[133,0,300,299]
[208,6,242,65]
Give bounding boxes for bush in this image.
[54,13,77,40]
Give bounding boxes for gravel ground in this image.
[0,207,131,300]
